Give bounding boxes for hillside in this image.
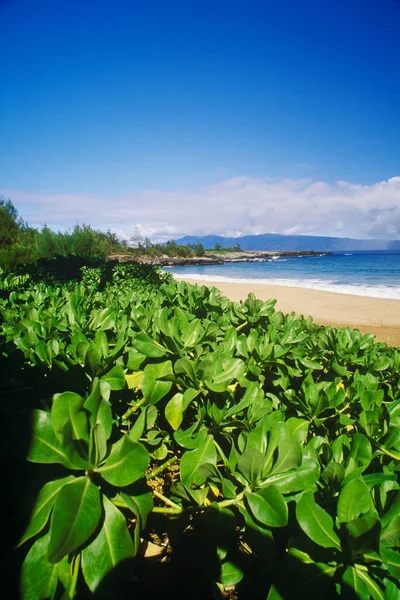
[175,233,400,252]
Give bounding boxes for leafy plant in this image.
[1,271,399,599]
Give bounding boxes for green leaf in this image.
[286,417,309,443]
[245,485,288,527]
[84,379,113,439]
[121,490,153,534]
[18,476,74,546]
[341,566,369,600]
[82,496,134,591]
[174,424,209,449]
[52,391,89,442]
[26,410,89,469]
[237,448,265,489]
[381,547,400,580]
[89,422,107,467]
[126,349,146,371]
[180,435,217,487]
[346,434,372,475]
[165,392,184,430]
[354,567,386,600]
[267,585,283,600]
[97,436,149,487]
[141,361,173,405]
[95,329,109,358]
[48,476,102,563]
[21,532,69,600]
[211,357,245,385]
[271,438,302,475]
[381,515,400,548]
[133,332,168,357]
[337,479,372,523]
[219,560,244,586]
[267,549,337,600]
[263,456,320,494]
[296,491,341,550]
[383,578,400,600]
[174,358,197,383]
[101,366,126,391]
[346,512,380,540]
[85,347,102,377]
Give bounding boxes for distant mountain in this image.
[174,233,400,252]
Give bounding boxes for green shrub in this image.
[1,274,399,599]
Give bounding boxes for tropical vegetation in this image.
[1,261,399,599]
[0,197,206,272]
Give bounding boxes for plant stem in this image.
[122,397,146,421]
[236,321,248,332]
[152,506,183,515]
[218,491,245,508]
[213,439,229,469]
[146,455,177,480]
[153,489,183,511]
[69,553,81,598]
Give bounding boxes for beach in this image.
[177,277,400,347]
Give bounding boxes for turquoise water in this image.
[165,251,400,299]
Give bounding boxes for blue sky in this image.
[1,0,400,239]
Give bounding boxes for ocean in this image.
[165,251,400,300]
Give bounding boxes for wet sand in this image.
[178,277,400,347]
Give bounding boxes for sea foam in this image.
[171,273,400,300]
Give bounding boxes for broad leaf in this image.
[381,547,400,579]
[237,448,265,489]
[337,479,372,523]
[97,436,149,487]
[271,438,302,475]
[245,485,288,528]
[262,456,320,494]
[84,380,113,439]
[381,515,400,548]
[52,391,89,442]
[141,361,173,405]
[48,476,102,563]
[219,560,244,586]
[165,392,184,430]
[82,496,134,591]
[18,476,74,546]
[26,410,89,469]
[341,566,369,600]
[101,366,126,391]
[21,533,69,600]
[121,491,154,554]
[296,492,341,550]
[133,333,168,357]
[180,435,217,487]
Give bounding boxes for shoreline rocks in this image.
[108,250,330,267]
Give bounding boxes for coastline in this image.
[176,276,400,347]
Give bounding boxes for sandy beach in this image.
[177,277,400,347]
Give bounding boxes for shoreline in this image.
[177,277,400,347]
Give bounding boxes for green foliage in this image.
[0,197,131,272]
[0,197,35,270]
[1,272,400,598]
[211,242,242,252]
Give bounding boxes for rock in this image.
[107,250,330,267]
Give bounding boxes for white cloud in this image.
[2,175,400,242]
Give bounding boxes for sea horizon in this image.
[165,250,400,300]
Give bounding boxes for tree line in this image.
[0,197,207,271]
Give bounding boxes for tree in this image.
[214,243,222,251]
[0,197,24,248]
[194,242,205,256]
